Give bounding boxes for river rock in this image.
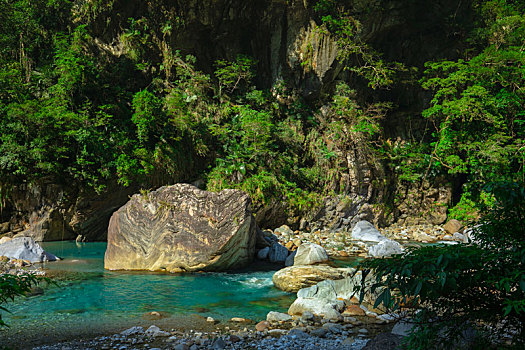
[145,325,170,337]
[273,265,354,292]
[104,184,256,272]
[443,219,463,234]
[268,242,289,263]
[351,221,387,242]
[362,333,404,350]
[0,236,58,263]
[293,243,329,265]
[288,297,344,319]
[368,240,403,258]
[267,311,292,323]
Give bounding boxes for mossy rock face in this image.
[104,184,256,272]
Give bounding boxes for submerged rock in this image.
[0,236,58,263]
[104,184,256,272]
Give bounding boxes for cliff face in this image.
[0,0,467,240]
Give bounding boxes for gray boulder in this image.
[268,242,289,263]
[104,184,256,272]
[293,243,329,265]
[368,239,403,257]
[351,221,388,242]
[0,236,58,263]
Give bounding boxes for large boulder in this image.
[104,184,256,272]
[0,236,58,263]
[351,221,388,242]
[273,265,353,292]
[293,243,329,265]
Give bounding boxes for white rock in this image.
[266,311,292,323]
[351,221,388,242]
[368,239,403,258]
[145,325,170,337]
[288,297,344,320]
[0,236,58,263]
[293,243,329,265]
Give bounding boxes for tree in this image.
[355,182,525,348]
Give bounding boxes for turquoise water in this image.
[1,241,294,347]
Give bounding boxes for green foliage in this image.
[0,273,41,327]
[215,55,256,97]
[420,1,525,191]
[355,182,525,348]
[448,193,478,222]
[315,1,405,89]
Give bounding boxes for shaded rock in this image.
[288,297,344,320]
[443,219,463,234]
[310,328,328,338]
[255,227,271,249]
[267,311,292,323]
[287,328,309,339]
[391,320,416,337]
[363,332,403,350]
[104,184,256,272]
[212,337,226,349]
[257,247,270,260]
[351,221,387,242]
[273,265,353,292]
[285,250,296,266]
[268,242,288,263]
[0,237,58,263]
[368,240,403,258]
[293,243,329,265]
[0,222,9,234]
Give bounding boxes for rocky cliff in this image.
[0,0,467,240]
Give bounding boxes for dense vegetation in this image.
[0,0,523,345]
